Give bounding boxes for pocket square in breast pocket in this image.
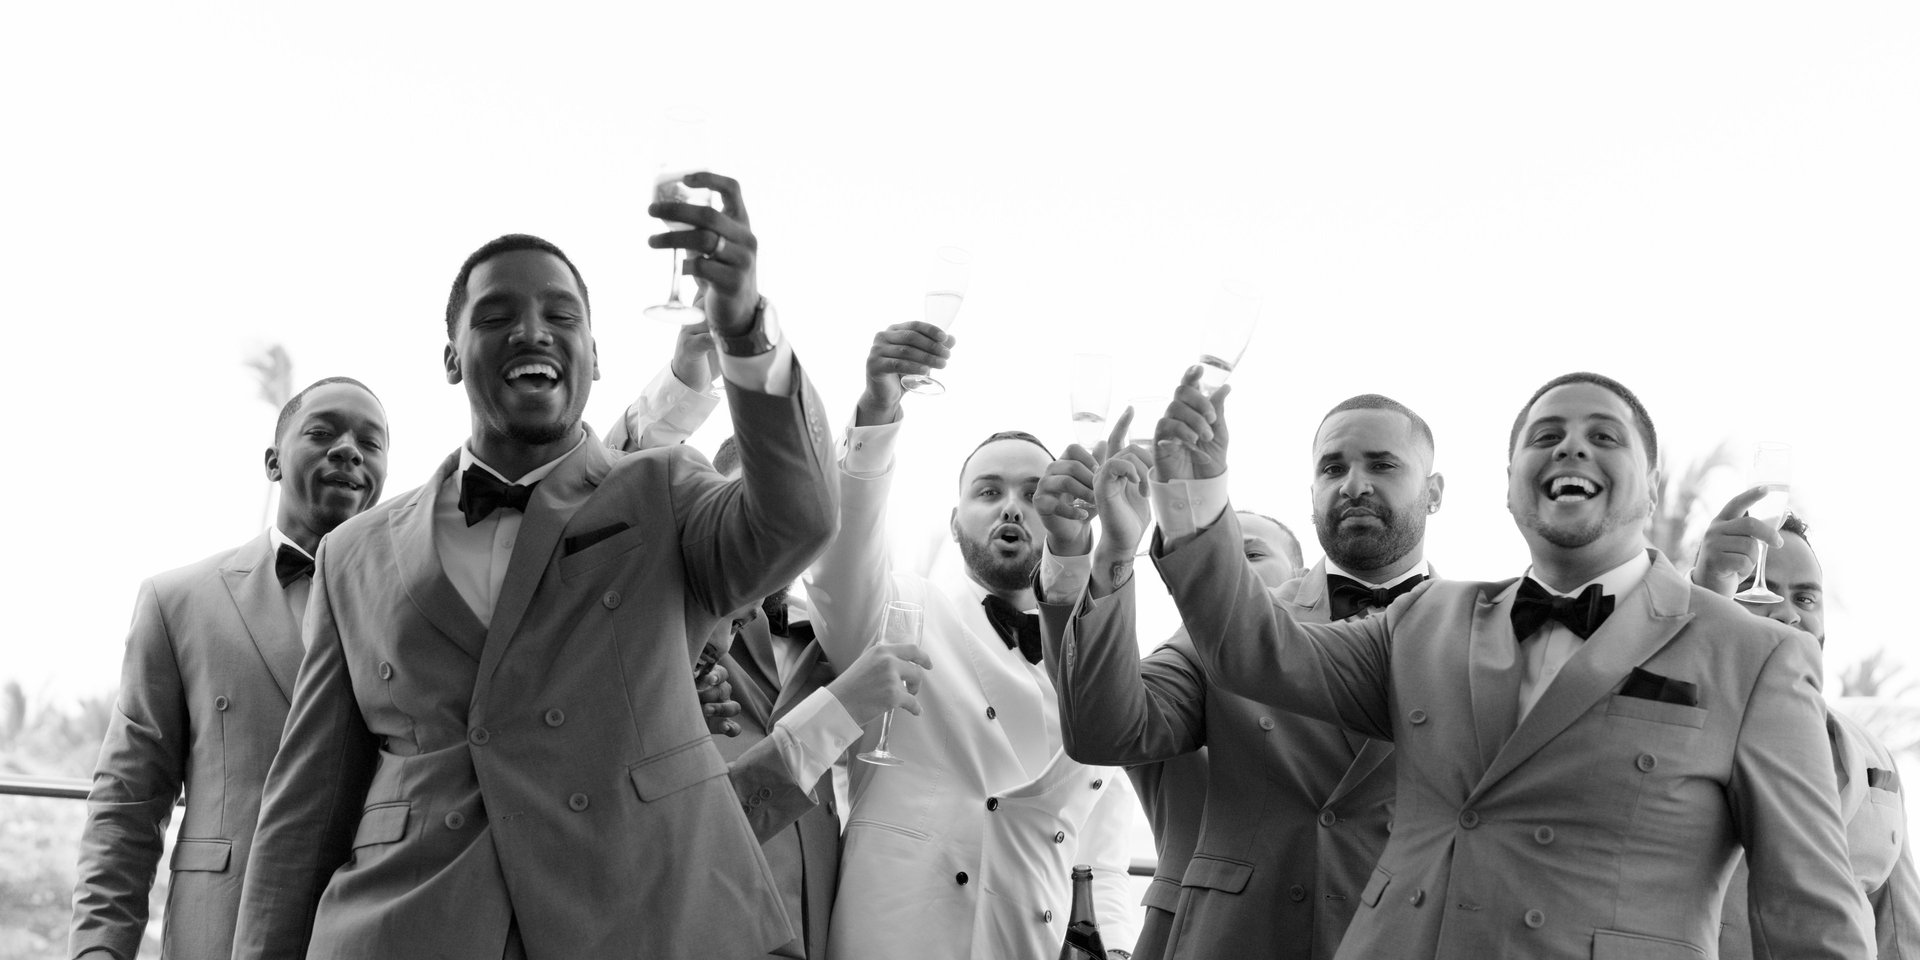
[1619,667,1700,707]
[564,522,632,555]
[1869,767,1899,790]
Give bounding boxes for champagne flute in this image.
[1732,442,1793,605]
[900,246,971,395]
[857,600,924,766]
[1069,354,1113,450]
[644,108,716,324]
[1124,396,1167,556]
[1195,279,1262,395]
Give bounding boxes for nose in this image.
[1338,470,1371,500]
[1552,435,1591,461]
[1764,599,1799,628]
[328,433,365,466]
[1000,496,1024,522]
[508,312,554,346]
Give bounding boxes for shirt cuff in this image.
[1041,544,1093,604]
[716,337,794,396]
[609,362,723,452]
[842,419,902,478]
[769,687,864,792]
[1151,472,1231,543]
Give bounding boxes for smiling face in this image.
[443,249,599,472]
[266,381,388,544]
[1309,409,1440,579]
[1507,381,1658,573]
[951,438,1053,594]
[1738,531,1825,644]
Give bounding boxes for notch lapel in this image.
[222,532,304,703]
[390,452,487,663]
[1325,738,1394,808]
[772,640,832,721]
[1470,551,1695,799]
[1467,580,1525,775]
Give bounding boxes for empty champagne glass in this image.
[644,108,716,324]
[857,600,924,765]
[1733,442,1793,605]
[1070,353,1113,450]
[1195,280,1262,395]
[900,246,971,395]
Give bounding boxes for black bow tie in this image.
[1327,573,1426,622]
[275,543,315,588]
[982,594,1043,665]
[1511,579,1615,641]
[759,588,815,644]
[458,465,538,526]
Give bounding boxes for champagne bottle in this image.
[1057,864,1107,960]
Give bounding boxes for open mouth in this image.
[504,360,561,392]
[1542,475,1601,502]
[318,472,364,492]
[991,524,1029,552]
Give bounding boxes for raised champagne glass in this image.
[899,246,971,395]
[1732,442,1793,605]
[1125,396,1166,555]
[856,600,924,766]
[644,108,715,324]
[1069,353,1113,451]
[1194,279,1262,395]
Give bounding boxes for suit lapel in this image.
[1325,737,1394,807]
[728,617,780,727]
[1287,564,1378,773]
[390,451,488,663]
[476,437,615,689]
[222,532,304,703]
[1467,579,1525,775]
[1471,551,1694,798]
[771,639,831,721]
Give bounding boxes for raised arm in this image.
[603,321,721,454]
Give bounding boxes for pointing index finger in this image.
[1715,485,1773,522]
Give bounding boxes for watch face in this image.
[719,298,778,356]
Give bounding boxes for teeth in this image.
[1548,476,1598,499]
[507,363,559,381]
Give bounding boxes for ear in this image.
[1646,465,1662,515]
[949,507,961,544]
[1425,472,1445,514]
[591,337,601,382]
[443,341,462,385]
[264,446,282,483]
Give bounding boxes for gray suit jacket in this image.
[232,374,839,960]
[70,532,303,960]
[1148,512,1872,960]
[1043,559,1395,960]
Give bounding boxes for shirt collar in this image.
[458,433,589,489]
[1325,558,1431,590]
[268,526,312,561]
[1524,550,1651,599]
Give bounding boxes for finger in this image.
[721,719,741,737]
[703,700,741,718]
[683,256,747,290]
[1713,484,1774,523]
[1106,406,1134,457]
[877,323,955,356]
[1040,474,1098,506]
[1160,402,1215,443]
[1060,444,1100,472]
[869,341,951,368]
[1713,516,1786,547]
[682,171,749,227]
[699,664,729,689]
[1047,456,1097,486]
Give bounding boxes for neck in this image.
[970,572,1036,611]
[275,509,327,556]
[1528,540,1642,593]
[470,424,583,482]
[1344,545,1426,585]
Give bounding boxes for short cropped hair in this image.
[957,430,1055,488]
[444,234,591,339]
[713,436,742,477]
[275,377,380,442]
[1508,372,1658,466]
[1237,510,1305,570]
[1318,394,1435,460]
[1781,511,1811,547]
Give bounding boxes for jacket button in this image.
[955,872,969,885]
[602,590,621,609]
[1041,910,1053,924]
[378,661,393,680]
[1053,831,1065,844]
[1410,890,1425,906]
[758,787,773,800]
[1259,716,1276,731]
[1408,709,1428,725]
[1318,810,1338,828]
[1534,826,1555,845]
[1288,884,1307,902]
[986,797,999,811]
[1635,753,1657,772]
[1091,779,1103,790]
[1459,810,1480,829]
[1525,908,1546,929]
[444,811,466,830]
[214,696,230,711]
[468,727,490,745]
[545,709,565,727]
[568,792,590,811]
[986,706,997,720]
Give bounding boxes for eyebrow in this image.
[1528,413,1628,431]
[470,289,585,311]
[1318,450,1405,464]
[306,410,385,435]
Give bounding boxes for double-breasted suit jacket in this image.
[1141,511,1872,960]
[1042,558,1396,960]
[232,376,839,960]
[70,532,304,960]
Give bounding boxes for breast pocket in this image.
[558,525,648,582]
[169,838,232,873]
[1605,694,1707,729]
[628,736,728,802]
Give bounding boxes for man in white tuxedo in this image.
[1054,367,1872,959]
[810,321,1138,960]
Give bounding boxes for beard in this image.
[1315,497,1427,572]
[958,535,1041,593]
[1512,501,1637,550]
[504,415,578,446]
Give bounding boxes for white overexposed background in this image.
[3,0,1916,910]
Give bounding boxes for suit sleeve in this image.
[69,580,187,960]
[670,356,838,620]
[1151,509,1395,739]
[603,362,719,454]
[1039,575,1206,766]
[1869,755,1920,958]
[801,424,899,675]
[1729,631,1876,960]
[231,543,380,960]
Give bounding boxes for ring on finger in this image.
[708,235,728,260]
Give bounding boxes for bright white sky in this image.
[4,2,1916,711]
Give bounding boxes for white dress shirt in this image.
[1514,550,1652,723]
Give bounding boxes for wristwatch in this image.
[717,296,780,357]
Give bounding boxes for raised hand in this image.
[1153,366,1232,481]
[697,662,743,737]
[667,316,718,389]
[648,172,760,335]
[1034,445,1102,556]
[828,641,933,726]
[855,322,955,426]
[1093,445,1154,562]
[1690,485,1787,596]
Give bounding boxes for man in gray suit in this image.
[1056,367,1872,959]
[69,376,389,960]
[1036,394,1439,960]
